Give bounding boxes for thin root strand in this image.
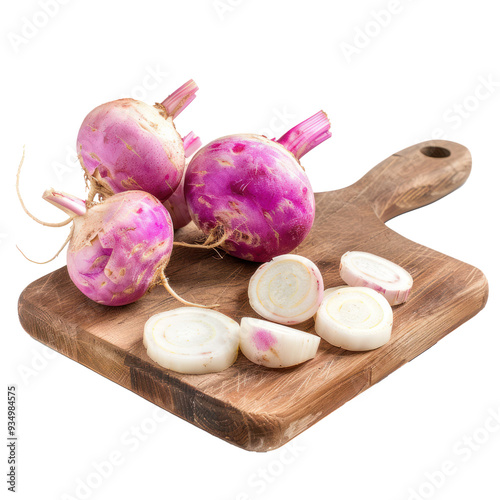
[160,269,219,308]
[173,227,229,250]
[17,226,73,264]
[16,147,74,228]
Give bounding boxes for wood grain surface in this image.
[18,140,488,452]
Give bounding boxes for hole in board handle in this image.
[420,146,451,158]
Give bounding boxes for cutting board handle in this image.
[356,140,472,222]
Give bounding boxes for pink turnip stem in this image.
[183,131,202,158]
[161,79,198,119]
[42,189,87,217]
[276,110,331,160]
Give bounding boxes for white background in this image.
[2,1,499,499]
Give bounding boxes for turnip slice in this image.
[248,254,324,325]
[78,79,198,203]
[184,111,331,262]
[340,251,413,305]
[315,286,393,351]
[240,317,320,368]
[144,308,240,374]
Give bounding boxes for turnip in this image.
[248,254,324,325]
[163,131,202,229]
[144,308,240,374]
[77,79,198,203]
[42,188,178,306]
[184,111,331,261]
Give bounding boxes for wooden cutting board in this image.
[18,140,488,452]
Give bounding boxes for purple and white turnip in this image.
[42,189,174,306]
[184,111,331,262]
[77,79,198,203]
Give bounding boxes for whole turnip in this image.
[184,111,331,262]
[77,80,198,203]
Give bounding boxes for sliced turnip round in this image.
[248,254,324,325]
[339,251,413,305]
[240,317,320,368]
[144,308,240,374]
[315,286,393,351]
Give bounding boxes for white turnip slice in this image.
[315,286,393,351]
[240,317,320,368]
[340,251,413,305]
[143,308,240,374]
[248,254,324,325]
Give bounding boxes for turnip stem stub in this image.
[161,79,198,119]
[277,110,332,160]
[42,189,87,217]
[182,131,202,157]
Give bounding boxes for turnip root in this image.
[77,80,198,203]
[184,111,331,261]
[144,308,240,374]
[248,254,324,325]
[240,317,320,368]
